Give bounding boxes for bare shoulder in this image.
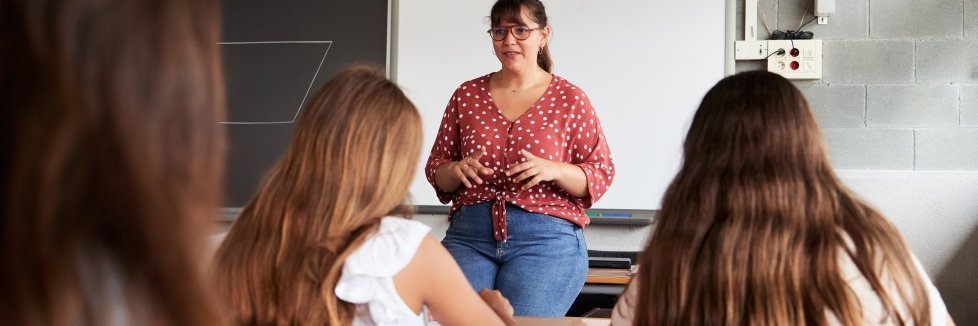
[392,235,451,314]
[410,235,456,269]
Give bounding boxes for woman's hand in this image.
[478,289,517,326]
[506,149,589,197]
[506,150,562,190]
[450,146,493,188]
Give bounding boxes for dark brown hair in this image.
[214,65,423,325]
[633,71,931,325]
[490,0,553,73]
[0,0,227,325]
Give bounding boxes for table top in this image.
[514,316,610,326]
[585,265,636,285]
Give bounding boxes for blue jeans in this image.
[441,202,588,317]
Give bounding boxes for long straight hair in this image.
[214,65,423,325]
[0,0,227,325]
[633,71,931,325]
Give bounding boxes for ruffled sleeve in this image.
[335,217,431,325]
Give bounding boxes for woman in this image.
[0,0,227,325]
[425,0,615,317]
[611,71,953,325]
[215,65,516,326]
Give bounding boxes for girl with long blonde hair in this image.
[612,71,952,325]
[215,65,515,325]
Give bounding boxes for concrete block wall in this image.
[738,0,978,171]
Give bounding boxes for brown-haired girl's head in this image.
[0,0,226,324]
[632,70,931,325]
[215,64,422,325]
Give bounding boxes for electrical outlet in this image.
[767,40,822,79]
[735,40,768,60]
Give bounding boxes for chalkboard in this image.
[220,0,390,207]
[396,0,725,210]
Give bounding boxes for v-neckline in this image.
[485,72,556,123]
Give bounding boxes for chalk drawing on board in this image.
[218,41,332,125]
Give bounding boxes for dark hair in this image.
[490,0,553,73]
[632,71,931,325]
[0,0,227,325]
[215,65,422,325]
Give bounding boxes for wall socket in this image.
[735,40,769,60]
[767,40,822,79]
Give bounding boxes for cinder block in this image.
[870,0,961,38]
[917,39,978,83]
[961,85,978,126]
[778,0,868,39]
[917,129,978,170]
[796,84,865,127]
[967,0,978,38]
[823,40,914,83]
[823,128,914,170]
[867,85,958,127]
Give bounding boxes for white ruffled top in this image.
[335,216,431,326]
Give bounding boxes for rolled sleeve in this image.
[568,94,615,208]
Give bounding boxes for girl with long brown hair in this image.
[214,65,516,325]
[0,0,227,325]
[611,71,952,325]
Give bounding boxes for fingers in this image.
[478,289,514,317]
[506,149,539,176]
[522,175,546,190]
[458,161,483,185]
[512,167,538,183]
[466,146,493,175]
[505,160,533,177]
[453,147,492,187]
[452,164,473,188]
[466,157,493,175]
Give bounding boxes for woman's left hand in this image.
[506,150,563,190]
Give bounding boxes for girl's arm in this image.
[393,236,517,326]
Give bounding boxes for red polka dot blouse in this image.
[425,73,615,241]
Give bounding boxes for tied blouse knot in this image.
[425,74,615,241]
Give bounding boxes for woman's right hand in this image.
[478,289,517,325]
[449,146,493,188]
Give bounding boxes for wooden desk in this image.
[585,265,635,285]
[514,316,610,325]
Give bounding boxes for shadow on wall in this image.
[936,223,978,325]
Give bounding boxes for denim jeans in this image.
[441,202,588,317]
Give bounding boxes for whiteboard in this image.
[395,0,724,210]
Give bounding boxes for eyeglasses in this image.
[486,26,545,41]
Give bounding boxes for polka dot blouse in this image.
[425,73,615,241]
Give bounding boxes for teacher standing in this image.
[425,0,615,317]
